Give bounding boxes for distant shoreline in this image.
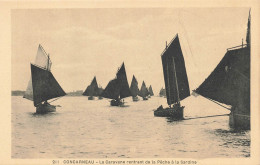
[11,90,25,96]
[11,90,84,96]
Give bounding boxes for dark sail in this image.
[196,13,250,110]
[116,63,132,99]
[139,81,149,97]
[130,75,139,97]
[161,34,190,105]
[195,47,250,107]
[102,79,120,99]
[31,64,66,107]
[97,87,103,96]
[148,85,154,96]
[24,44,52,101]
[82,86,94,96]
[83,76,99,96]
[102,62,131,99]
[159,87,166,97]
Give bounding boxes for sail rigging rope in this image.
[205,97,231,110]
[178,11,197,68]
[184,114,229,120]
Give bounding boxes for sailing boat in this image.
[138,81,149,100]
[24,44,52,100]
[82,76,99,100]
[154,34,190,119]
[147,86,151,98]
[29,45,66,113]
[101,62,131,106]
[130,75,140,101]
[195,11,250,130]
[148,85,154,96]
[159,87,166,97]
[97,86,104,100]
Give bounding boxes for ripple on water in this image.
[12,96,250,158]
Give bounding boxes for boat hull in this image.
[154,105,184,120]
[88,96,94,100]
[132,96,139,102]
[110,99,124,106]
[142,97,148,101]
[36,104,56,114]
[229,111,250,130]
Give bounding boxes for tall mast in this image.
[172,57,180,104]
[46,54,50,102]
[246,9,251,46]
[165,41,172,106]
[166,62,171,106]
[47,54,50,71]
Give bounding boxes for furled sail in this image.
[139,81,149,98]
[130,75,139,97]
[24,44,52,100]
[31,64,66,107]
[83,76,99,96]
[148,85,154,96]
[161,34,190,105]
[102,62,131,100]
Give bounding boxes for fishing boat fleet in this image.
[22,11,251,130]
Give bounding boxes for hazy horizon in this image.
[11,8,250,95]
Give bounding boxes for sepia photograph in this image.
[1,1,260,165]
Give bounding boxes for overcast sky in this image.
[11,8,250,94]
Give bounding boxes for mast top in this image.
[161,33,179,56]
[38,44,48,56]
[246,9,251,45]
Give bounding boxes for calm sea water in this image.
[12,96,250,158]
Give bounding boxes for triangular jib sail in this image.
[83,76,99,96]
[161,34,190,106]
[31,64,66,107]
[24,44,52,100]
[130,75,139,97]
[102,63,131,100]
